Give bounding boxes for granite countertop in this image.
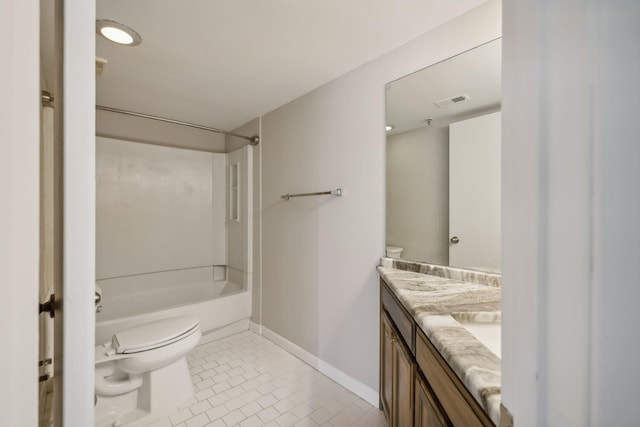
[378,258,501,425]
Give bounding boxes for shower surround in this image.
[95,137,253,344]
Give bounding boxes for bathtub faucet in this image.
[95,291,103,313]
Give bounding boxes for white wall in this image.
[502,0,640,425]
[96,137,226,279]
[226,119,262,324]
[386,125,449,264]
[0,1,39,425]
[260,0,501,394]
[226,145,253,288]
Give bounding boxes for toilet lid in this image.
[113,316,200,354]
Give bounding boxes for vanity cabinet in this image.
[380,278,494,427]
[381,310,414,426]
[380,311,393,420]
[415,328,491,427]
[415,372,448,427]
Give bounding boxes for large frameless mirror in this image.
[385,38,501,272]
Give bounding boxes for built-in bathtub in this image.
[95,266,251,344]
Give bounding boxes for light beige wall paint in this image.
[225,119,262,324]
[260,0,501,391]
[96,109,226,152]
[386,125,449,264]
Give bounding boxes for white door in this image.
[449,111,501,269]
[1,2,40,425]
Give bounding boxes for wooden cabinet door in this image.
[415,373,450,427]
[381,313,394,421]
[392,330,414,426]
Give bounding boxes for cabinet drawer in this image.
[416,328,494,427]
[381,278,415,353]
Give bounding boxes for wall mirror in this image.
[385,38,501,272]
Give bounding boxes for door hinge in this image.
[39,294,55,318]
[41,91,54,107]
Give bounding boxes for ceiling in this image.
[84,0,487,131]
[386,38,501,135]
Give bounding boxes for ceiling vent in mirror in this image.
[434,93,470,108]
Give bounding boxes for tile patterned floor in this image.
[149,331,388,427]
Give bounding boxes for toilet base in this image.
[139,356,194,415]
[95,356,194,426]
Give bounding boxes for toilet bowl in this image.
[94,316,201,427]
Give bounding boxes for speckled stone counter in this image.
[378,259,501,425]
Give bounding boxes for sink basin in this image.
[459,321,501,358]
[451,313,501,358]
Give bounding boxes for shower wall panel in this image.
[96,137,226,280]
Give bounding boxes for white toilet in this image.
[386,246,403,259]
[94,316,201,427]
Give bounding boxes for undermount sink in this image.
[452,313,501,358]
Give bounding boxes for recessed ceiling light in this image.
[386,125,395,132]
[96,20,142,46]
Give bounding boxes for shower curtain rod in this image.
[96,105,260,145]
[40,93,259,145]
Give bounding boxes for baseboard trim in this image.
[200,318,250,344]
[252,322,379,407]
[249,321,262,334]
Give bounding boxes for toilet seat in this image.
[113,316,199,354]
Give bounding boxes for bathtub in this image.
[95,266,252,344]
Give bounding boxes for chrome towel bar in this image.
[281,188,342,201]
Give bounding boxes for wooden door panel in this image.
[415,373,449,427]
[381,312,394,421]
[392,332,414,427]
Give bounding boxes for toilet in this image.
[94,316,202,427]
[386,246,403,259]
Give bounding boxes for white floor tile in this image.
[189,400,212,416]
[205,404,228,421]
[222,409,246,426]
[274,411,299,427]
[257,393,278,409]
[185,413,210,427]
[152,331,387,427]
[257,406,280,423]
[239,415,264,427]
[240,401,263,418]
[309,408,333,425]
[169,409,192,425]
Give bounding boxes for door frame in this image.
[53,0,96,425]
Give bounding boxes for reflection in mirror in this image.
[385,38,501,272]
